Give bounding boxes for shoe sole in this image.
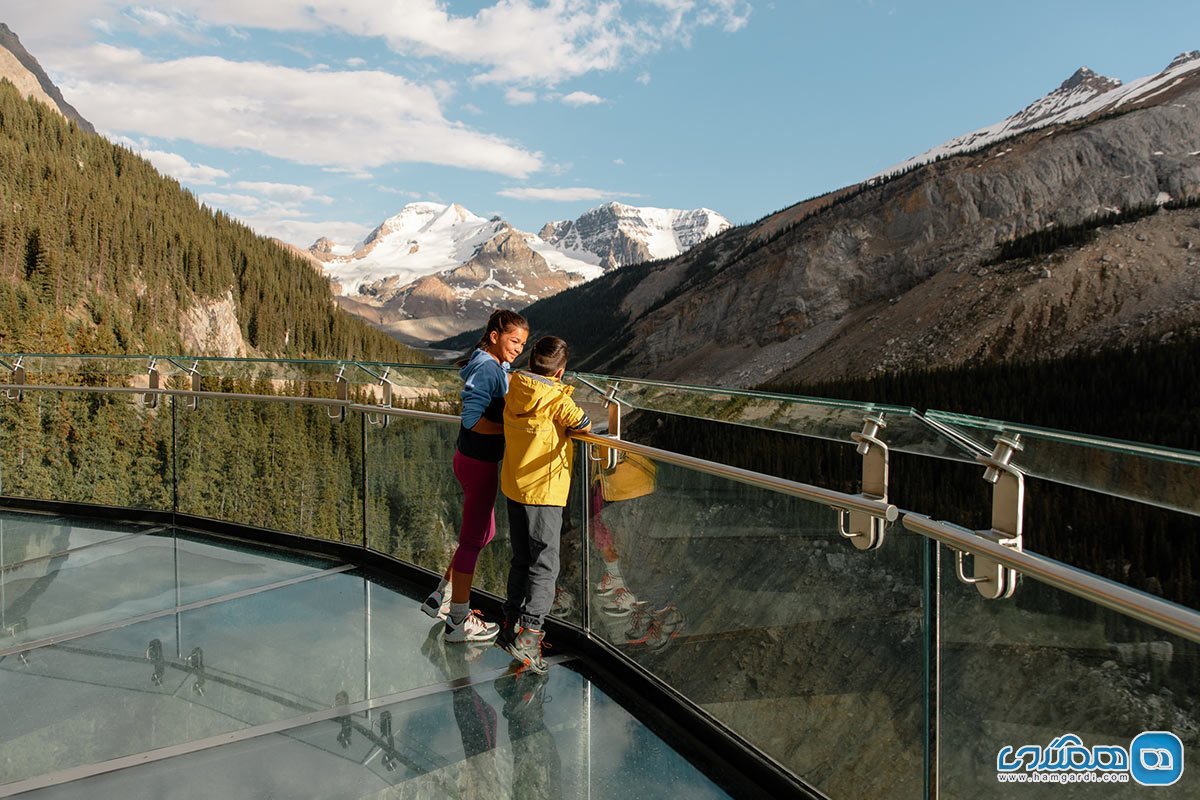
[498,641,548,674]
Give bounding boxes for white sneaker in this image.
[420,589,452,620]
[444,610,500,643]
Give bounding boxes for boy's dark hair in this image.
[529,336,569,376]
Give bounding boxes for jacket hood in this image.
[505,370,575,416]
[459,348,505,382]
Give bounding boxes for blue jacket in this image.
[456,348,510,462]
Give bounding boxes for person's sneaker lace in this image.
[444,609,499,643]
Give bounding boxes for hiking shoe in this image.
[595,572,625,597]
[550,586,575,617]
[496,617,518,651]
[420,589,451,620]
[623,601,653,642]
[644,605,685,653]
[498,626,548,674]
[495,666,550,720]
[600,586,638,618]
[444,609,499,643]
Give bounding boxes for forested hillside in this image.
[0,79,416,361]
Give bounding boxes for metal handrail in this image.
[904,513,1200,644]
[2,381,1198,643]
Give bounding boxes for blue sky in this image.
[8,1,1198,246]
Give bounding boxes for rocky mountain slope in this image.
[491,52,1200,387]
[0,22,94,132]
[308,200,728,346]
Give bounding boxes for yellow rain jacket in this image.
[501,371,590,507]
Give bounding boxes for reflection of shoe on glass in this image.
[495,666,550,719]
[623,601,653,642]
[644,605,684,652]
[420,589,452,620]
[444,609,500,643]
[601,587,638,618]
[596,572,625,597]
[499,626,548,674]
[550,586,575,617]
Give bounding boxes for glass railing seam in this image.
[0,655,577,798]
[0,564,355,659]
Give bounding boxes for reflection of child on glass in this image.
[422,309,529,643]
[496,336,591,672]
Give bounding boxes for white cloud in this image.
[255,217,373,248]
[505,88,537,105]
[233,181,335,205]
[636,72,652,85]
[561,91,603,107]
[461,103,483,115]
[54,45,543,178]
[373,185,424,198]
[140,149,229,184]
[12,1,752,85]
[497,187,641,202]
[322,166,374,180]
[613,158,625,165]
[346,57,367,67]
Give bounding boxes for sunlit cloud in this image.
[140,149,229,184]
[497,186,642,202]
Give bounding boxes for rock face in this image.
[527,54,1200,387]
[539,202,731,270]
[179,290,249,357]
[0,23,94,132]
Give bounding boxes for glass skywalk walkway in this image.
[0,354,1196,798]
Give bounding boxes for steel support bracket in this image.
[144,358,161,409]
[954,434,1025,599]
[365,368,394,429]
[5,356,25,401]
[327,365,349,423]
[180,360,202,411]
[587,381,622,470]
[838,413,890,551]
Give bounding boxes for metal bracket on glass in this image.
[365,367,394,429]
[953,435,1025,600]
[177,360,202,410]
[187,646,206,696]
[4,356,25,401]
[146,638,166,686]
[838,413,890,551]
[144,357,161,409]
[327,364,349,423]
[379,710,398,771]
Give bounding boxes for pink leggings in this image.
[450,450,499,573]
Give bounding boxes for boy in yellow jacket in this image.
[497,336,591,673]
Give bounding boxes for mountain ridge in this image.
[0,23,94,133]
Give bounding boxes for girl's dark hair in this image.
[529,336,569,376]
[457,308,529,365]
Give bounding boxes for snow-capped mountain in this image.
[308,202,606,344]
[539,202,732,270]
[873,50,1200,180]
[308,199,730,345]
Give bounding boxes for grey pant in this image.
[503,499,563,631]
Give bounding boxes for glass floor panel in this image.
[0,527,334,648]
[0,514,728,798]
[0,512,150,568]
[14,665,728,800]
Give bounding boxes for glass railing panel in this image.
[17,666,732,800]
[582,447,926,798]
[364,414,512,601]
[0,390,172,511]
[353,362,461,410]
[0,531,328,648]
[0,512,149,567]
[938,549,1198,797]
[926,410,1200,515]
[175,397,362,542]
[571,372,974,460]
[0,354,151,384]
[0,569,524,786]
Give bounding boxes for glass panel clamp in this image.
[954,434,1025,599]
[838,413,890,551]
[362,366,395,428]
[166,358,202,410]
[3,355,25,401]
[327,363,349,423]
[587,381,622,470]
[144,357,161,409]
